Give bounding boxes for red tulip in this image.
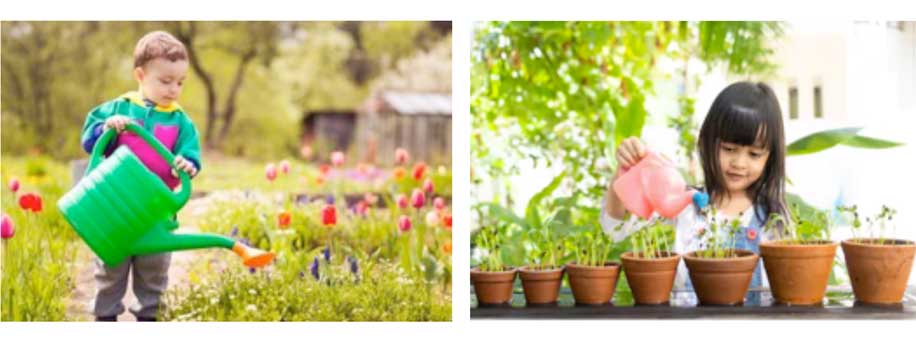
[442,213,452,230]
[319,164,331,176]
[411,188,425,209]
[18,193,43,213]
[277,210,291,229]
[331,151,345,167]
[265,163,278,182]
[396,194,409,209]
[747,228,758,241]
[433,197,446,210]
[1,214,13,239]
[8,178,20,193]
[422,178,434,194]
[412,162,426,180]
[279,160,290,175]
[398,215,412,233]
[395,148,409,165]
[322,204,337,227]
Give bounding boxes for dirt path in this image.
[65,195,216,321]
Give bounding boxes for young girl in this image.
[600,81,788,301]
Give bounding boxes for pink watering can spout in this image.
[613,150,709,220]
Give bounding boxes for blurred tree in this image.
[171,21,280,150]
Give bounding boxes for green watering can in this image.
[58,123,274,268]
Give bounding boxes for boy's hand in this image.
[616,137,647,170]
[172,155,198,178]
[104,115,132,133]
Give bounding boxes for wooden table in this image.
[471,286,916,319]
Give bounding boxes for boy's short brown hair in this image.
[133,31,188,68]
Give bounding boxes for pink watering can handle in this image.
[613,149,709,220]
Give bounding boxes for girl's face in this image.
[718,141,770,196]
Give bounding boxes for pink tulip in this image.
[279,160,290,175]
[396,194,409,209]
[265,163,278,182]
[395,148,410,165]
[433,197,446,210]
[8,178,20,193]
[425,211,439,227]
[411,188,426,209]
[398,215,412,233]
[423,178,434,194]
[1,214,13,239]
[331,151,345,167]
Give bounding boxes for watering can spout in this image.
[131,220,236,255]
[131,222,275,268]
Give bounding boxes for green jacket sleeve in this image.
[80,99,121,154]
[173,113,203,174]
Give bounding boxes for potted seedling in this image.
[471,224,518,306]
[838,205,915,305]
[564,224,620,305]
[759,205,837,305]
[620,217,680,305]
[684,208,759,305]
[519,225,565,306]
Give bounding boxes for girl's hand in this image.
[616,137,647,169]
[104,115,132,133]
[172,155,198,178]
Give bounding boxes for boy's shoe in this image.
[95,316,117,322]
[136,316,157,322]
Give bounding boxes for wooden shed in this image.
[353,91,452,166]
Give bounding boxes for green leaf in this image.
[787,127,904,156]
[477,202,528,230]
[787,127,862,156]
[524,171,566,228]
[842,135,904,149]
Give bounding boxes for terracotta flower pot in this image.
[565,262,620,305]
[471,267,518,306]
[684,250,759,306]
[760,240,838,305]
[842,238,916,305]
[519,266,565,305]
[621,251,680,305]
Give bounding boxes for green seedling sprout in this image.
[838,204,897,245]
[695,207,743,259]
[565,224,614,267]
[474,225,505,272]
[631,217,674,259]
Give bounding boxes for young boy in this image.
[79,31,201,321]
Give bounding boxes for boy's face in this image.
[718,141,769,196]
[134,58,189,107]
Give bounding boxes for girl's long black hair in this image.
[697,81,788,223]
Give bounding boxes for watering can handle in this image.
[86,122,192,208]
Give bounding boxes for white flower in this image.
[248,289,257,295]
[246,304,257,312]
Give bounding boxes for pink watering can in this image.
[612,150,709,219]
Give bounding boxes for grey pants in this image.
[91,253,171,319]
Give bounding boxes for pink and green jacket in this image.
[80,91,202,189]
